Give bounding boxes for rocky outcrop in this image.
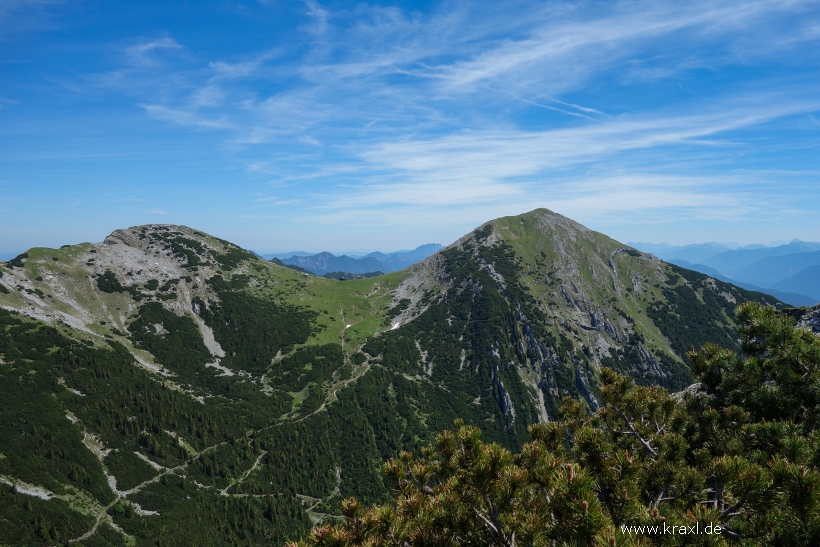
[789,304,820,334]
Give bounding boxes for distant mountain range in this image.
[632,242,739,265]
[630,240,820,306]
[266,244,443,275]
[666,259,817,307]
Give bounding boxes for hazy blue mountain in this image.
[632,240,820,285]
[259,251,313,260]
[670,259,817,307]
[280,252,388,275]
[270,257,313,275]
[364,251,413,271]
[363,244,443,272]
[774,265,820,301]
[386,243,444,261]
[630,242,734,264]
[702,241,820,277]
[274,244,443,275]
[734,250,820,288]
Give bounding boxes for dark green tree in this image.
[290,302,820,546]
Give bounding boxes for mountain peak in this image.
[0,211,788,546]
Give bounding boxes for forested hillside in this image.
[0,209,785,545]
[292,301,820,546]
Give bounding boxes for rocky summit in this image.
[0,209,784,545]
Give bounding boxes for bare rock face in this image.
[533,208,590,240]
[672,382,709,402]
[0,224,248,351]
[388,252,449,329]
[785,304,820,334]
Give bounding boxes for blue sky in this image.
[1,0,819,258]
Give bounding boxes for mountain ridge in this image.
[280,251,388,276]
[268,244,443,276]
[736,249,820,288]
[773,264,820,301]
[0,209,788,546]
[701,240,820,276]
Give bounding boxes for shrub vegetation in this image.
[292,301,820,546]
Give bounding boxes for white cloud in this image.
[125,37,183,66]
[189,85,225,108]
[79,0,818,142]
[140,104,232,129]
[302,0,330,35]
[57,0,820,242]
[0,0,64,41]
[357,95,818,183]
[256,195,301,205]
[210,60,260,78]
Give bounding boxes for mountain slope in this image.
[0,211,784,546]
[368,211,782,442]
[666,258,726,279]
[0,226,407,545]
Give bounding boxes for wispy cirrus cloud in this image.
[124,37,183,66]
[286,89,818,232]
[425,0,815,92]
[65,37,190,98]
[95,0,817,149]
[302,0,330,36]
[139,104,232,129]
[17,0,820,248]
[0,0,66,41]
